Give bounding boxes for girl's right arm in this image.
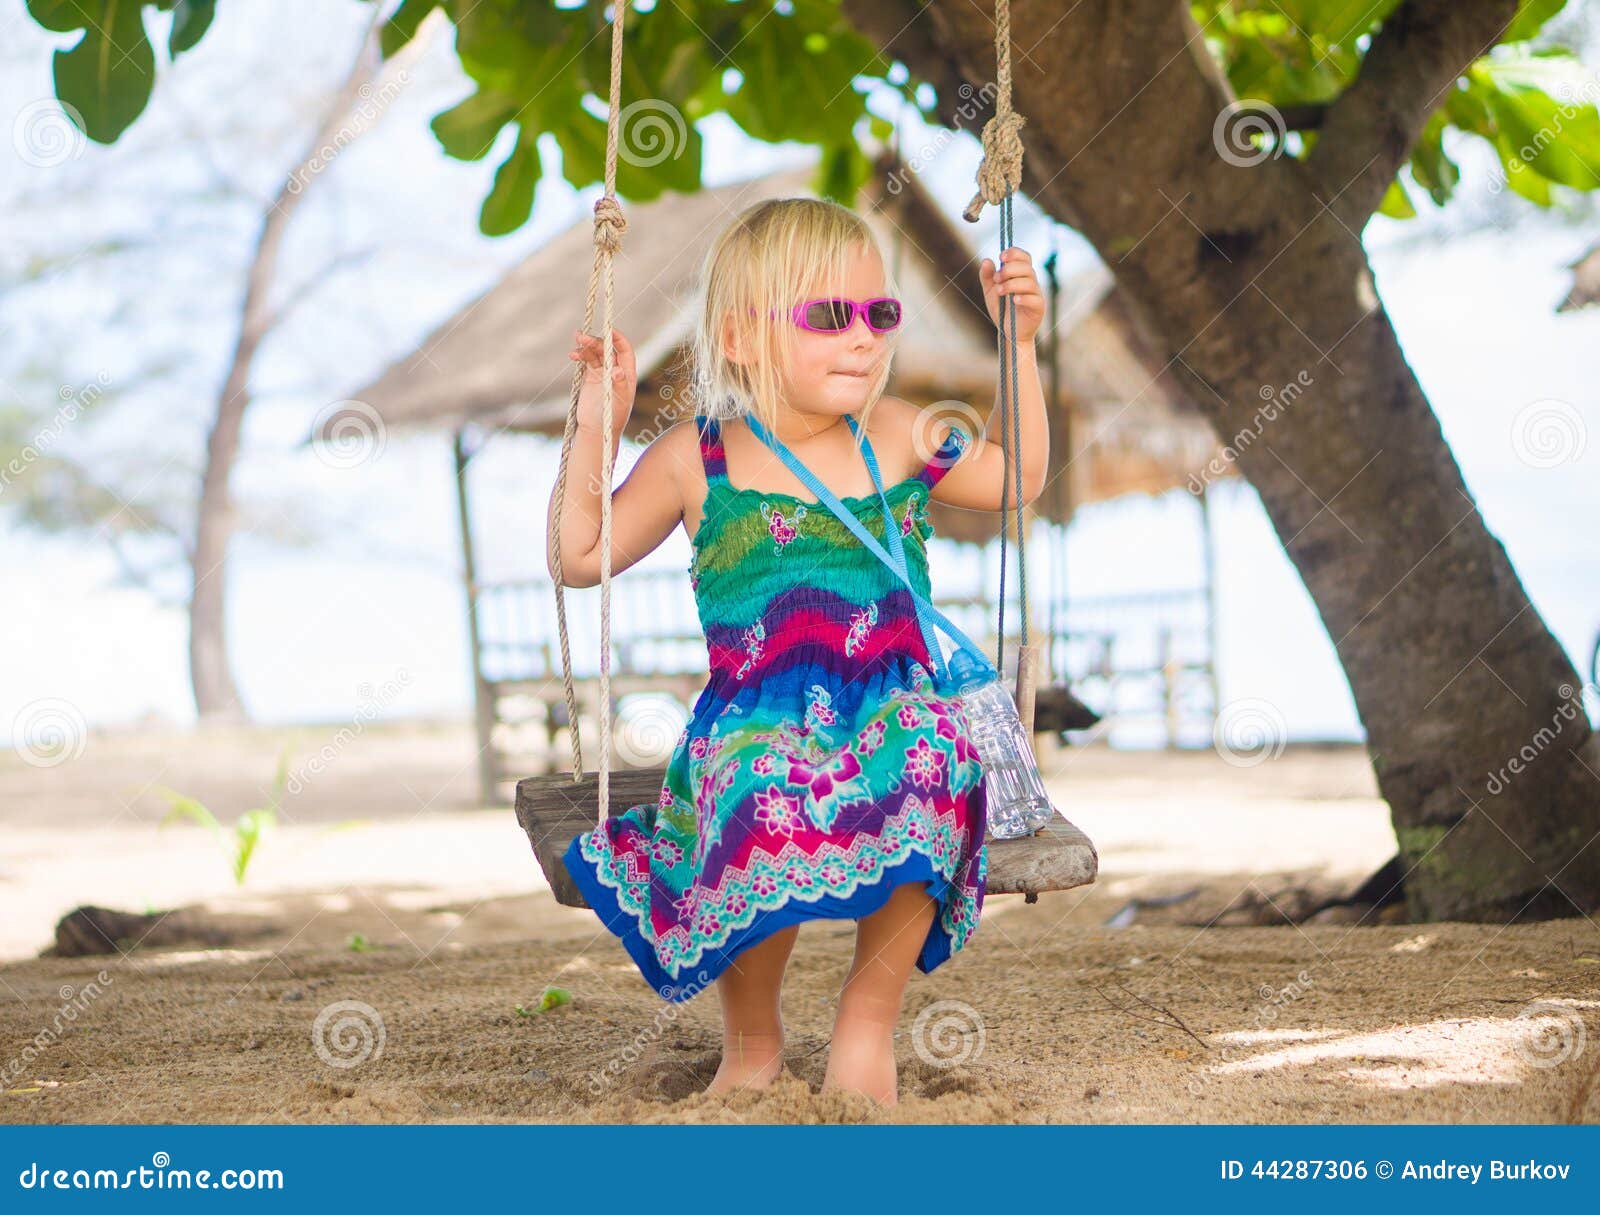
[546,329,685,589]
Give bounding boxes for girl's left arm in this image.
[929,246,1050,511]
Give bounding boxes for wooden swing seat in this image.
[516,767,1097,908]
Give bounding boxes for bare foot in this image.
[706,1029,787,1094]
[820,1018,898,1105]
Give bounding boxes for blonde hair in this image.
[689,197,898,436]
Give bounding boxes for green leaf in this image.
[33,0,158,142]
[453,0,570,93]
[168,0,213,55]
[431,86,517,160]
[25,0,93,33]
[1474,54,1600,191]
[1409,111,1460,206]
[232,808,274,884]
[816,139,871,204]
[552,107,702,201]
[1504,0,1567,44]
[1494,129,1555,203]
[1376,175,1416,218]
[156,788,222,837]
[380,0,440,57]
[721,1,881,146]
[481,126,541,236]
[1287,0,1402,49]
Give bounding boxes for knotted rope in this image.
[963,0,1034,729]
[548,0,628,826]
[962,0,1026,223]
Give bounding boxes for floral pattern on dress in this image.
[733,619,766,681]
[564,412,987,1003]
[844,601,879,656]
[759,500,808,553]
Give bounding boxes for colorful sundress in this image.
[562,411,988,1002]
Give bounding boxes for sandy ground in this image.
[2,720,1598,1124]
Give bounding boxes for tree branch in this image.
[844,0,1241,243]
[1307,0,1519,225]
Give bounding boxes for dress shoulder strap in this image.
[695,414,729,487]
[915,421,973,490]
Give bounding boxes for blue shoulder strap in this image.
[744,413,998,687]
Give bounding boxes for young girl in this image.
[547,196,1046,1106]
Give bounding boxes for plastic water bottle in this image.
[946,649,1058,839]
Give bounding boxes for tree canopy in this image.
[26,0,1600,234]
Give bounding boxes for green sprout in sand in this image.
[155,749,290,885]
[516,987,573,1017]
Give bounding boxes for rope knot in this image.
[592,195,627,254]
[963,109,1026,223]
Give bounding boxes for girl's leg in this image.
[707,923,800,1094]
[822,879,938,1106]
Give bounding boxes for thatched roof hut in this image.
[318,154,1234,544]
[1559,240,1600,313]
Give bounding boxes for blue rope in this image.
[744,413,998,691]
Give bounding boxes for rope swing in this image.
[548,0,629,827]
[963,0,1037,733]
[520,0,1096,908]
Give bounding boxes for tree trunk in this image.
[849,0,1600,920]
[189,25,390,721]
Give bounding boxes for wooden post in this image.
[1159,626,1179,747]
[1198,482,1222,729]
[454,426,499,807]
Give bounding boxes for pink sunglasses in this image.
[790,296,904,334]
